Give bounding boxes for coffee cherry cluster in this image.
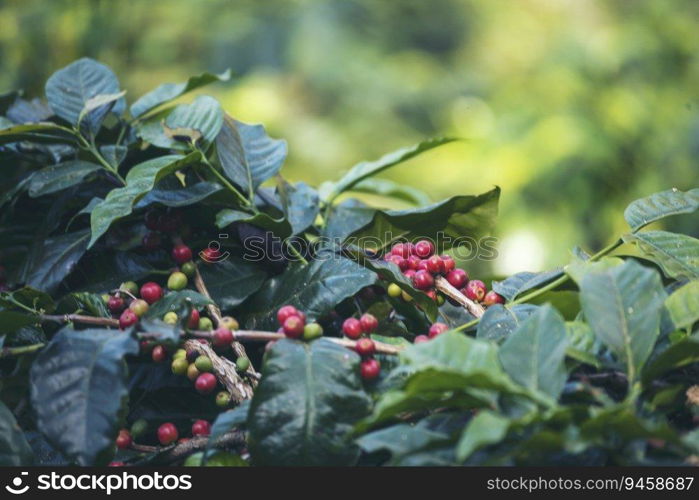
[382,240,505,307]
[275,305,324,341]
[341,313,381,381]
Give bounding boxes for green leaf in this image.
[499,305,569,400]
[624,188,699,232]
[215,209,292,238]
[0,122,76,145]
[0,400,33,465]
[130,69,231,118]
[164,95,223,145]
[322,199,376,241]
[349,178,432,206]
[248,338,372,466]
[198,257,268,310]
[285,182,319,235]
[580,259,667,382]
[492,269,563,301]
[45,58,121,132]
[58,292,110,318]
[143,290,212,320]
[476,304,539,342]
[30,326,139,465]
[665,281,699,330]
[241,257,376,330]
[565,255,624,286]
[326,138,457,201]
[79,252,155,293]
[99,145,127,170]
[564,321,600,367]
[215,115,287,195]
[642,335,699,384]
[623,231,699,280]
[0,311,39,334]
[136,181,223,208]
[28,160,102,197]
[78,90,126,125]
[348,188,500,251]
[203,400,251,463]
[456,411,510,462]
[88,152,200,248]
[25,229,90,293]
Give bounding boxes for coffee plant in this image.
[0,58,698,467]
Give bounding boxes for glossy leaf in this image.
[350,178,431,206]
[285,182,319,235]
[664,280,699,330]
[28,160,102,197]
[198,257,268,311]
[164,95,223,145]
[136,181,223,208]
[456,411,510,462]
[322,198,376,241]
[30,326,139,465]
[624,188,699,232]
[476,304,539,342]
[89,152,200,247]
[0,310,39,334]
[144,290,212,320]
[0,122,76,145]
[0,400,33,465]
[215,208,291,238]
[248,338,371,466]
[623,231,699,280]
[642,335,699,384]
[580,259,666,382]
[491,268,563,301]
[25,229,90,293]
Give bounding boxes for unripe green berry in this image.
[171,357,189,375]
[220,316,239,331]
[121,281,139,296]
[215,391,231,408]
[436,294,445,306]
[173,348,186,360]
[198,317,214,331]
[163,311,178,324]
[187,363,200,381]
[130,418,148,438]
[387,283,402,298]
[167,271,188,291]
[181,261,196,278]
[302,322,323,341]
[235,357,250,372]
[129,299,149,317]
[101,293,110,304]
[194,355,213,372]
[401,290,413,302]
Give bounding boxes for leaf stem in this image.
[199,151,254,210]
[285,240,309,266]
[74,131,126,185]
[0,343,45,358]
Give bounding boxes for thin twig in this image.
[183,339,253,402]
[40,314,119,327]
[434,276,485,318]
[233,330,403,355]
[132,430,246,465]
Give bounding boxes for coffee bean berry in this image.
[414,335,430,344]
[446,268,468,289]
[140,282,163,304]
[302,322,323,341]
[412,269,434,290]
[187,363,200,381]
[440,255,456,273]
[220,316,239,331]
[283,315,305,339]
[119,309,138,329]
[151,345,167,362]
[171,357,189,375]
[425,255,444,274]
[464,279,487,302]
[129,299,149,317]
[187,309,200,329]
[277,305,300,325]
[215,391,231,408]
[157,423,178,445]
[130,418,148,438]
[483,290,505,306]
[195,372,217,394]
[167,271,188,291]
[235,357,250,372]
[107,295,126,314]
[201,247,221,262]
[360,358,381,381]
[387,283,402,298]
[342,317,363,339]
[360,313,379,333]
[172,244,193,264]
[428,322,449,338]
[115,429,132,449]
[391,243,411,259]
[355,338,376,357]
[212,327,234,348]
[191,419,211,437]
[414,240,435,258]
[181,261,196,278]
[198,317,214,331]
[185,348,199,363]
[163,312,178,325]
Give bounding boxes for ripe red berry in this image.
[407,255,421,270]
[191,419,211,437]
[425,255,444,275]
[386,254,408,271]
[425,289,438,301]
[119,309,138,329]
[342,318,363,339]
[360,358,381,381]
[483,290,505,306]
[115,429,132,449]
[464,280,487,302]
[412,270,434,290]
[195,372,217,394]
[428,322,449,338]
[200,247,222,263]
[108,461,125,467]
[140,282,163,304]
[355,338,376,357]
[157,423,178,445]
[359,313,378,334]
[391,243,411,259]
[151,345,166,363]
[142,231,162,251]
[414,335,430,344]
[213,327,234,347]
[446,269,468,289]
[187,309,200,329]
[107,295,125,314]
[440,255,456,273]
[283,316,305,339]
[414,240,435,258]
[172,244,193,264]
[403,269,416,280]
[276,305,299,325]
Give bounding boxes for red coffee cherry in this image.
[119,309,138,329]
[201,247,222,262]
[428,322,449,338]
[213,327,234,347]
[355,338,376,357]
[115,429,132,449]
[414,240,435,258]
[425,255,444,275]
[446,269,468,289]
[283,316,305,339]
[391,243,411,259]
[140,282,163,304]
[172,244,193,264]
[440,255,456,273]
[414,335,430,344]
[483,290,505,306]
[108,461,125,467]
[107,295,125,314]
[191,419,211,437]
[464,280,487,302]
[407,255,422,270]
[195,372,217,394]
[342,318,363,340]
[151,345,166,363]
[277,305,300,325]
[187,309,200,329]
[157,423,178,445]
[412,270,434,290]
[360,358,381,381]
[359,313,378,334]
[425,289,438,301]
[386,254,408,271]
[403,269,416,280]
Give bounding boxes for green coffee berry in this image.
[194,355,213,372]
[171,357,189,375]
[235,357,250,372]
[198,317,214,331]
[163,311,178,324]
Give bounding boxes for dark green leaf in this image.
[623,231,699,280]
[492,269,563,301]
[144,290,212,319]
[28,160,102,197]
[327,138,457,201]
[130,69,231,118]
[322,199,375,241]
[499,305,569,399]
[164,95,223,145]
[456,411,510,462]
[58,292,110,318]
[248,338,371,466]
[136,181,223,208]
[30,326,139,465]
[665,281,699,330]
[285,182,319,235]
[78,91,126,125]
[349,178,432,206]
[580,259,667,382]
[79,252,155,293]
[215,209,291,238]
[0,286,55,313]
[198,257,268,311]
[0,400,33,465]
[476,304,539,342]
[0,122,76,145]
[0,311,38,334]
[45,58,121,132]
[89,152,200,247]
[99,145,127,170]
[642,335,699,384]
[564,321,600,367]
[624,188,699,232]
[242,257,376,330]
[25,229,90,293]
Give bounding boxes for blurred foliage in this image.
[1,0,698,273]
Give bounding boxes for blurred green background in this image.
[1,0,697,274]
